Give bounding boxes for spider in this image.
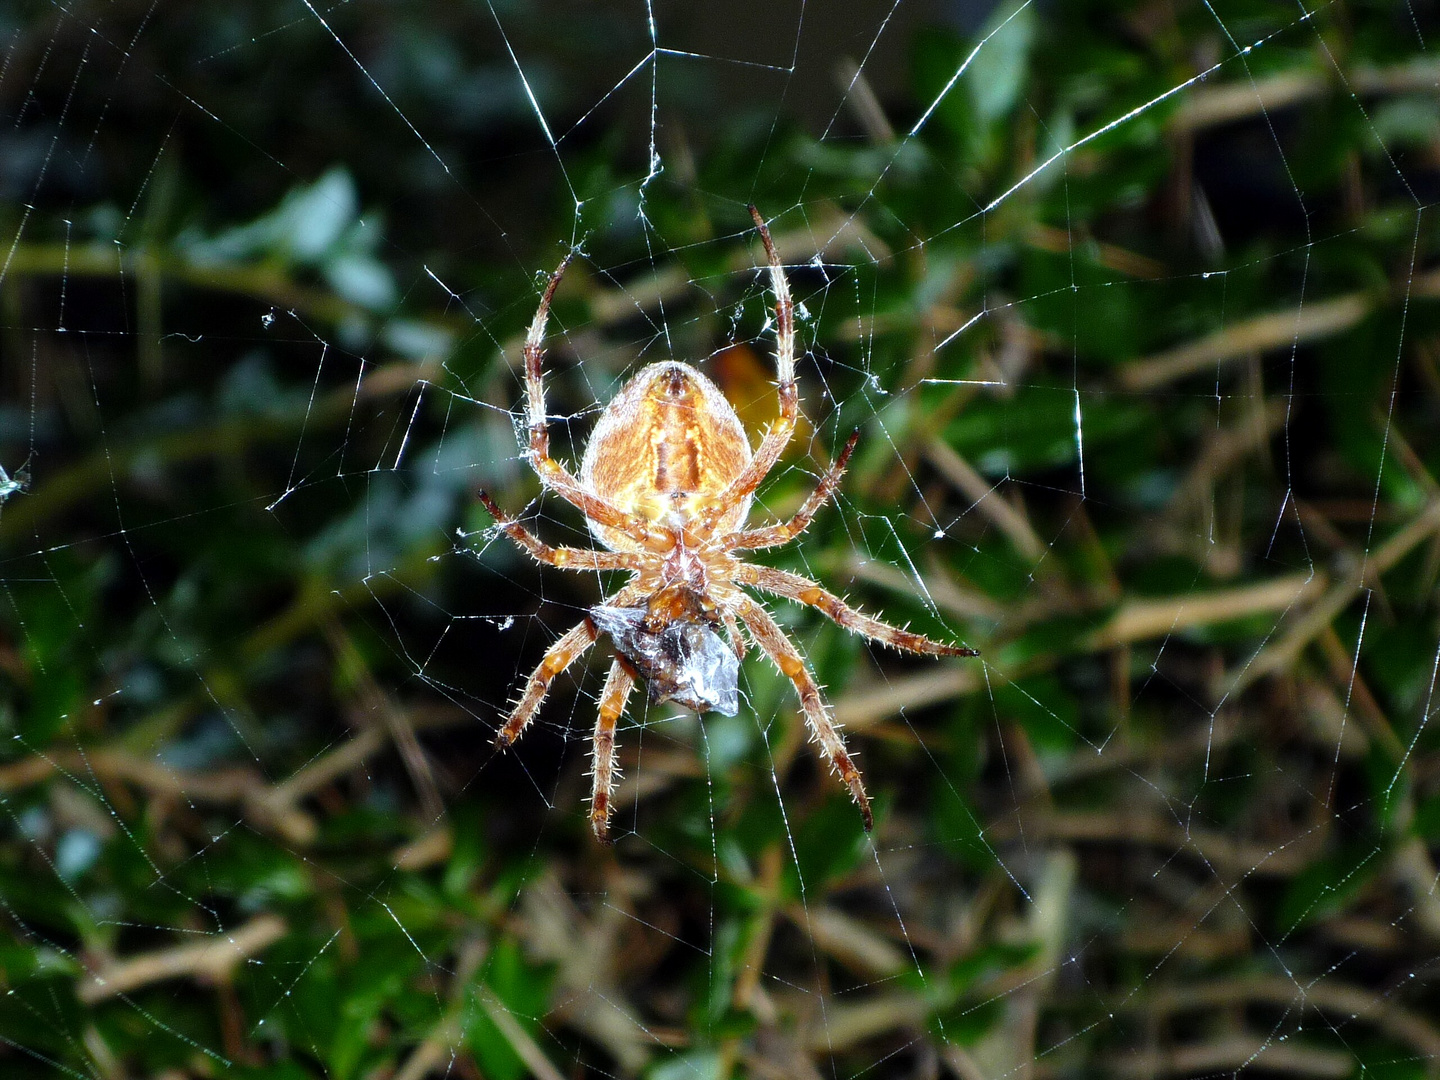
[480,207,977,843]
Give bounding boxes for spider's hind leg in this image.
[478,490,642,572]
[701,206,799,532]
[519,256,667,550]
[730,428,860,552]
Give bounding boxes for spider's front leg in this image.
[739,564,978,658]
[733,596,873,832]
[719,606,747,661]
[589,657,635,843]
[495,619,598,748]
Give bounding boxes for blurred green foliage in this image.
[2,0,1440,1077]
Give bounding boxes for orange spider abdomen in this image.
[580,362,752,547]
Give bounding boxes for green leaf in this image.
[966,2,1037,125]
[648,1050,723,1080]
[1277,843,1385,934]
[467,939,554,1080]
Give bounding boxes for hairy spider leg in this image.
[522,256,669,550]
[720,605,748,661]
[589,658,636,843]
[478,489,646,573]
[740,564,979,658]
[702,207,798,532]
[494,580,646,749]
[734,596,873,832]
[494,619,599,748]
[730,428,860,551]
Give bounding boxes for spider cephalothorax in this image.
[480,207,977,842]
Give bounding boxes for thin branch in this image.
[79,916,286,1004]
[1227,499,1440,696]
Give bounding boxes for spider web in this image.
[2,0,1439,1077]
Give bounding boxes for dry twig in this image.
[79,915,286,1004]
